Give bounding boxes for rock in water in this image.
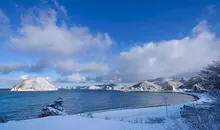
[11,78,58,91]
[39,97,66,117]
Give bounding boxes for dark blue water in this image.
[0,89,195,121]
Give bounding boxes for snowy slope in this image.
[132,81,163,91]
[0,115,153,130]
[149,78,183,91]
[11,78,58,91]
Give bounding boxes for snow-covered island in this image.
[11,78,58,91]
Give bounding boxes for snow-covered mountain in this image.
[149,78,183,91]
[11,78,58,91]
[57,77,204,92]
[132,81,162,91]
[131,77,203,92]
[178,77,204,91]
[86,85,102,90]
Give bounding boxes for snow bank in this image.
[0,115,156,130]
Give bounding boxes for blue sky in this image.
[1,0,220,87]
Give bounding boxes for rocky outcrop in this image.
[39,97,66,117]
[11,78,58,91]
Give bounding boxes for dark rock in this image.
[39,97,66,117]
[0,116,8,123]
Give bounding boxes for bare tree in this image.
[180,104,215,130]
[179,90,220,130]
[199,61,220,89]
[178,61,220,130]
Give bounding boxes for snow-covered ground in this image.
[0,93,212,130]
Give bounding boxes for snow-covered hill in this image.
[57,77,204,92]
[149,78,183,91]
[178,77,204,91]
[132,81,162,91]
[11,78,58,91]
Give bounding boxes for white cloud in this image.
[0,59,52,74]
[3,2,220,84]
[18,75,52,82]
[117,21,220,81]
[19,75,29,80]
[10,8,112,56]
[0,59,108,76]
[57,74,86,83]
[3,6,111,78]
[0,64,29,74]
[56,60,109,74]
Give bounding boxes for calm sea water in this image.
[0,89,195,121]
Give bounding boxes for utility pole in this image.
[165,97,168,118]
[120,103,123,110]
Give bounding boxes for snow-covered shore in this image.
[0,92,212,130]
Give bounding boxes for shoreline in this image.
[78,92,200,115]
[0,91,199,122]
[0,92,209,130]
[1,87,205,97]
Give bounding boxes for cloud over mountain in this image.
[0,59,108,75]
[116,21,220,81]
[0,1,111,82]
[1,1,220,85]
[56,74,86,83]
